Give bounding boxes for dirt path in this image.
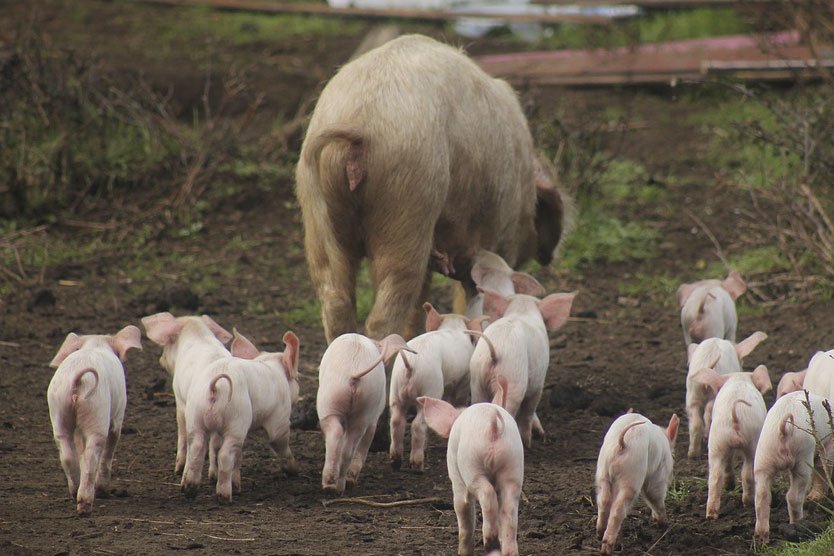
[1,6,832,555]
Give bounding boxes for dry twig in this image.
[321,496,442,508]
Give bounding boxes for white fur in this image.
[388,315,474,470]
[469,292,575,448]
[754,391,834,543]
[703,373,768,518]
[47,326,141,514]
[421,398,524,556]
[595,412,679,555]
[317,333,408,493]
[180,338,300,501]
[677,271,746,345]
[141,313,232,474]
[685,332,767,458]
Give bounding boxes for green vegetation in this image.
[559,158,664,270]
[713,247,793,278]
[618,273,681,307]
[356,262,375,323]
[767,522,834,556]
[695,88,834,301]
[281,298,322,328]
[0,30,183,219]
[694,95,804,189]
[667,476,706,503]
[493,7,751,51]
[53,1,365,62]
[153,7,364,46]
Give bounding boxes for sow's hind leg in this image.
[364,224,436,341]
[303,210,362,343]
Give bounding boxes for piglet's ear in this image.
[687,343,698,364]
[666,414,680,444]
[722,271,747,300]
[511,272,545,296]
[109,325,143,362]
[777,370,806,399]
[231,328,260,360]
[423,303,443,332]
[736,331,767,360]
[201,315,233,344]
[538,291,576,330]
[281,331,300,382]
[466,316,489,334]
[50,333,84,368]
[470,263,487,287]
[694,368,727,394]
[676,282,697,309]
[480,287,509,322]
[141,312,181,346]
[417,396,462,439]
[751,365,772,394]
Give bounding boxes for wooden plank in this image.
[475,31,833,85]
[537,0,789,7]
[132,0,615,25]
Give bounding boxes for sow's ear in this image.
[676,282,697,309]
[533,158,566,266]
[535,187,564,266]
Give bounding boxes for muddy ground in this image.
[1,3,832,555]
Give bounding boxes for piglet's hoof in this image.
[282,462,300,477]
[181,484,199,500]
[390,456,402,471]
[76,500,93,516]
[321,483,340,496]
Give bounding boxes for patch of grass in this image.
[618,273,681,307]
[357,262,374,323]
[223,157,295,193]
[501,7,750,50]
[596,159,662,204]
[281,298,321,329]
[559,158,663,270]
[560,208,659,269]
[116,233,263,299]
[723,247,793,277]
[1,235,106,272]
[767,522,834,556]
[667,476,707,503]
[694,96,805,189]
[161,6,363,46]
[1,39,182,218]
[105,4,363,63]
